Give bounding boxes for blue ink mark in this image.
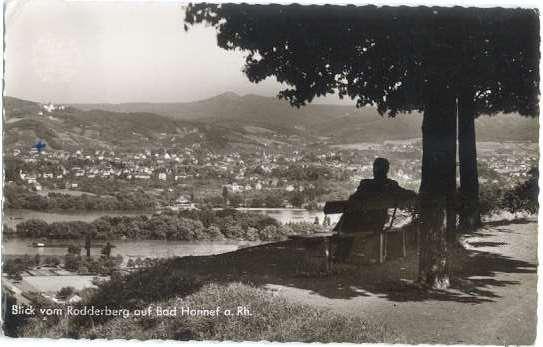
[33,139,46,153]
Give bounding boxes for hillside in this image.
[3,97,268,153]
[4,95,537,153]
[72,93,538,144]
[73,92,358,135]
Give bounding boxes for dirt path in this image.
[264,219,538,344]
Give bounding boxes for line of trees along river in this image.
[4,208,331,242]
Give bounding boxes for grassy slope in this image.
[18,235,407,342]
[20,283,397,342]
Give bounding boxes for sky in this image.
[4,0,356,104]
[6,0,536,105]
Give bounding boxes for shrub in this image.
[3,258,26,278]
[16,219,48,238]
[258,225,283,240]
[223,224,245,239]
[479,183,504,216]
[126,259,135,268]
[479,167,539,216]
[64,254,82,272]
[244,227,259,241]
[502,167,539,214]
[206,225,225,240]
[44,256,61,266]
[56,286,76,300]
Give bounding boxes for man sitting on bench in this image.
[333,157,416,263]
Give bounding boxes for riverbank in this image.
[2,238,267,259]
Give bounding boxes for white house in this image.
[231,183,241,193]
[135,175,151,180]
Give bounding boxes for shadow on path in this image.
[163,218,536,304]
[483,217,533,228]
[467,241,508,247]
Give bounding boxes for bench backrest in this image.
[324,192,417,214]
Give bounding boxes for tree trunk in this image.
[458,91,481,231]
[85,234,91,258]
[446,100,457,239]
[418,81,456,289]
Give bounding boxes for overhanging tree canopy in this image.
[184,4,540,287]
[185,4,538,115]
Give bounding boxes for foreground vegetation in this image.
[479,167,539,217]
[9,245,395,342]
[19,282,394,342]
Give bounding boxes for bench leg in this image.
[379,231,385,264]
[384,231,388,260]
[402,230,407,257]
[324,237,331,272]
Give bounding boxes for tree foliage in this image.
[185,4,539,116]
[185,3,539,288]
[56,286,76,300]
[4,183,157,211]
[10,209,325,241]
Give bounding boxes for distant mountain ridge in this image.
[72,92,361,134]
[71,92,538,143]
[2,94,538,155]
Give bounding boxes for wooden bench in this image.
[324,192,417,264]
[288,232,335,272]
[289,192,416,271]
[324,192,417,214]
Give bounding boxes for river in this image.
[2,238,264,259]
[2,208,340,258]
